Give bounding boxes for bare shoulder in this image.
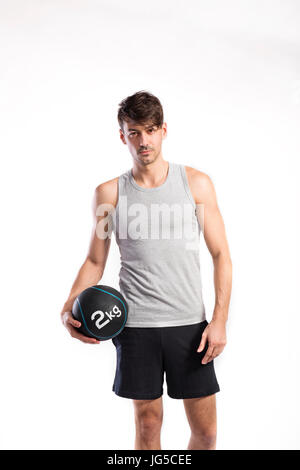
[94,176,119,209]
[184,165,216,204]
[184,165,212,185]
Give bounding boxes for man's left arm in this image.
[187,168,233,364]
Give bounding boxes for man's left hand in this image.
[197,319,227,364]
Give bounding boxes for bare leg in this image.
[133,396,163,450]
[183,394,217,450]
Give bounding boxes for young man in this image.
[60,91,232,450]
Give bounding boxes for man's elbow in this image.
[212,250,232,265]
[85,256,105,276]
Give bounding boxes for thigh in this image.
[112,326,164,399]
[133,396,164,421]
[183,394,217,434]
[162,321,220,399]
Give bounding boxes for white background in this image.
[0,0,299,450]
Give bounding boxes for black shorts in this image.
[112,320,220,400]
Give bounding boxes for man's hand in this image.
[197,319,227,364]
[61,311,100,344]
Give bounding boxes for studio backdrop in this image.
[0,0,299,450]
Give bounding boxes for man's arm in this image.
[186,167,233,363]
[60,177,118,344]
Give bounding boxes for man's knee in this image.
[192,425,216,448]
[136,415,163,440]
[134,403,163,440]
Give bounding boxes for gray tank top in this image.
[111,161,206,327]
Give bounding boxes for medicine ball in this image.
[72,285,128,340]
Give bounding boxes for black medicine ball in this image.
[72,285,128,340]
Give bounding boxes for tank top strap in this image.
[117,169,130,198]
[178,164,196,208]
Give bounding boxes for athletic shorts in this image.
[111,320,220,400]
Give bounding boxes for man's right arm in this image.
[60,177,118,344]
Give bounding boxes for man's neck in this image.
[131,158,169,188]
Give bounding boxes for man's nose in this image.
[139,132,150,147]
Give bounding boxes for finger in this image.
[77,333,100,344]
[211,345,224,359]
[69,326,100,344]
[202,353,213,364]
[197,330,208,352]
[67,316,81,328]
[79,335,100,344]
[202,345,214,364]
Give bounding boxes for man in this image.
[60,90,232,450]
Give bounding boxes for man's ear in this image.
[119,129,126,145]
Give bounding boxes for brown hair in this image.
[117,90,164,132]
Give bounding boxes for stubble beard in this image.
[137,151,158,166]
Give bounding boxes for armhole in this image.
[114,176,120,212]
[179,165,196,208]
[108,176,121,236]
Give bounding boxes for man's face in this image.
[120,120,167,166]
